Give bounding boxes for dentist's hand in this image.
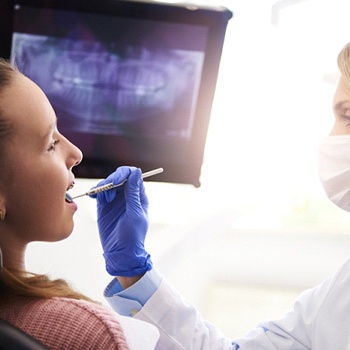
[91,166,152,277]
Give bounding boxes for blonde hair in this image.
[0,268,94,303]
[338,42,350,87]
[0,58,93,304]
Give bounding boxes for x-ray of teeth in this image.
[12,33,205,138]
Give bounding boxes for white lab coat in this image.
[108,257,350,349]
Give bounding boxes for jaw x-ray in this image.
[11,7,206,139]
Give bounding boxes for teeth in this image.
[65,192,73,203]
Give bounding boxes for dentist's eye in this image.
[343,117,350,127]
[47,139,60,152]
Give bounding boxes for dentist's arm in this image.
[92,166,152,285]
[118,275,144,289]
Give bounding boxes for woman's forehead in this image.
[3,74,55,127]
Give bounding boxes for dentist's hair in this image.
[338,42,350,87]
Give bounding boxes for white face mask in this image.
[318,135,350,212]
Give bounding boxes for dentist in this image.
[97,41,350,349]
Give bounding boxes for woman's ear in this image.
[0,195,6,222]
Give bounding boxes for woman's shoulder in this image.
[1,297,129,350]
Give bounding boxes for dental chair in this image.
[0,318,48,349]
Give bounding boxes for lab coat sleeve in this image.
[107,259,350,349]
[133,276,234,350]
[234,257,350,349]
[233,286,319,349]
[106,269,234,349]
[132,275,318,350]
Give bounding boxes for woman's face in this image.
[0,73,82,244]
[331,75,350,135]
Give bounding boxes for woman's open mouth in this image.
[65,192,73,203]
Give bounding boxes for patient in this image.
[0,59,158,349]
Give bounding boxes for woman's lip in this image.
[65,195,78,211]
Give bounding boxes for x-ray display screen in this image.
[11,6,206,139]
[4,1,232,186]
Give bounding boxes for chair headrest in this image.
[0,318,49,349]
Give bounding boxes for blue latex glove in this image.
[90,166,152,277]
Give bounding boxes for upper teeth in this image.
[65,193,73,203]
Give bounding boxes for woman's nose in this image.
[73,146,83,167]
[65,137,83,168]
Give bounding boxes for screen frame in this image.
[0,0,232,187]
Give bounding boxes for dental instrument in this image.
[68,167,163,201]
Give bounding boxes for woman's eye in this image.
[339,113,350,124]
[47,139,60,152]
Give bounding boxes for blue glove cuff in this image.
[104,251,153,277]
